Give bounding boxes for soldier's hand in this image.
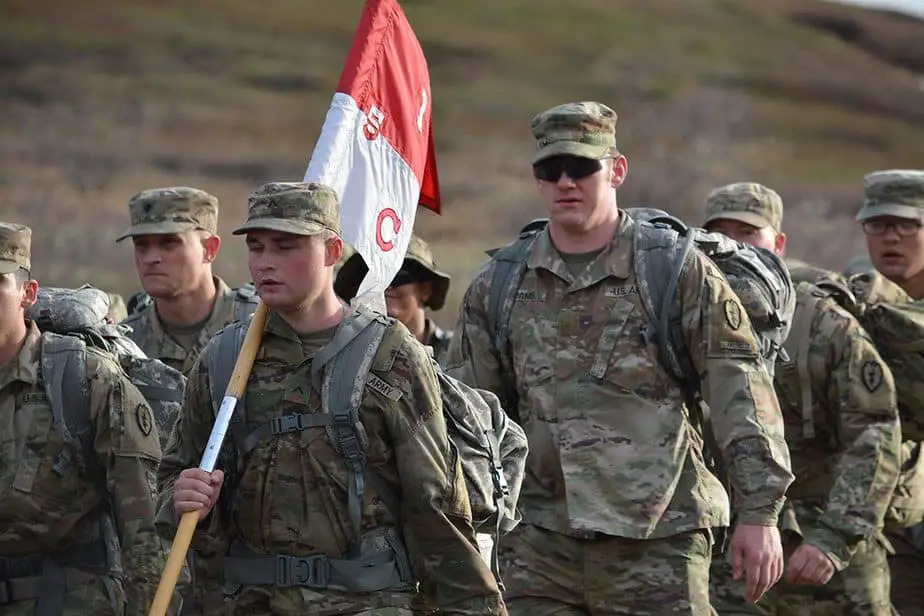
[730,524,783,604]
[785,543,834,586]
[173,468,225,520]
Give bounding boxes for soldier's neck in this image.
[548,204,620,255]
[155,275,218,327]
[0,319,28,367]
[278,290,346,335]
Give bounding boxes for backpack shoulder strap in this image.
[633,219,697,386]
[207,321,251,456]
[40,333,94,479]
[484,223,546,422]
[232,284,259,322]
[783,292,820,440]
[316,307,392,545]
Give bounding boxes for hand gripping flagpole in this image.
[148,302,269,616]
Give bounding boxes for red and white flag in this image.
[305,0,441,313]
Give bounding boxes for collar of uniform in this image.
[526,211,633,288]
[0,321,41,389]
[194,276,235,348]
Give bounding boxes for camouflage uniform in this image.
[335,233,454,366]
[855,170,924,615]
[0,223,168,616]
[116,187,258,376]
[446,103,793,615]
[116,187,256,616]
[705,184,902,615]
[155,182,506,616]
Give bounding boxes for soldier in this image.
[116,187,256,615]
[703,182,902,615]
[335,233,454,365]
[155,182,506,615]
[116,186,258,376]
[858,170,924,300]
[0,222,168,615]
[446,102,793,615]
[855,169,924,615]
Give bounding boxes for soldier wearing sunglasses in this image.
[446,101,793,616]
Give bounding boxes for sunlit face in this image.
[705,219,786,255]
[863,216,924,283]
[534,154,628,234]
[0,270,37,338]
[132,231,220,299]
[246,230,341,312]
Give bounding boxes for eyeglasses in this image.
[533,156,608,182]
[861,219,923,237]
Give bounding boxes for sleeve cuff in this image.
[803,526,855,572]
[734,501,784,527]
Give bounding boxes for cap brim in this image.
[0,261,23,275]
[704,211,774,230]
[334,253,451,310]
[232,218,330,236]
[115,221,199,242]
[855,203,924,222]
[532,142,611,164]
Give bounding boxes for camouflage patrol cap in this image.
[0,222,31,275]
[334,234,451,310]
[703,182,783,232]
[856,170,924,222]
[233,181,340,237]
[116,187,219,242]
[531,102,618,164]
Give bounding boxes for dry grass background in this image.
[2,0,923,326]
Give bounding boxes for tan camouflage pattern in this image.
[0,222,31,275]
[116,187,219,242]
[774,284,900,567]
[0,322,167,615]
[703,182,784,232]
[155,310,505,615]
[499,524,714,615]
[120,277,254,376]
[710,530,893,615]
[232,181,340,237]
[446,212,793,543]
[530,101,617,163]
[857,169,924,222]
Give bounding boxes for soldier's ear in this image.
[20,279,38,310]
[201,233,221,263]
[774,232,787,257]
[324,236,343,268]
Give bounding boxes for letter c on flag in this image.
[376,208,402,252]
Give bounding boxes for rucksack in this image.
[785,273,924,529]
[485,209,795,481]
[207,306,528,586]
[26,285,187,463]
[126,282,259,322]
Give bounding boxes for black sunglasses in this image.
[533,156,608,182]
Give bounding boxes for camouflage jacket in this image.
[775,284,901,570]
[424,318,453,367]
[0,322,166,615]
[446,213,793,539]
[155,310,505,615]
[120,277,257,375]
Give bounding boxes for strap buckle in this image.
[274,555,331,589]
[271,414,306,436]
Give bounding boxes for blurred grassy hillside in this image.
[2,0,923,325]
